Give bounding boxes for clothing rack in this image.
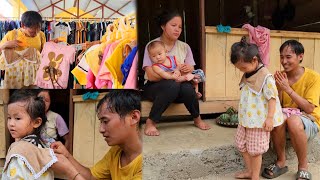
[71,40,101,51]
[42,17,116,22]
[0,17,20,20]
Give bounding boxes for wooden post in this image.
[77,0,80,18]
[252,0,258,26]
[69,89,76,155]
[0,90,10,158]
[199,0,206,101]
[219,0,225,24]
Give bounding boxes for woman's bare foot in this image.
[196,92,202,99]
[144,118,160,136]
[194,116,211,130]
[235,170,252,179]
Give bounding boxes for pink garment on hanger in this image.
[124,53,138,89]
[282,108,302,118]
[94,43,112,89]
[36,42,75,89]
[86,69,96,89]
[242,24,270,67]
[95,40,120,89]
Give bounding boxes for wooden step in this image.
[141,100,239,117]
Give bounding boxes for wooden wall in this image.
[0,90,9,159]
[205,26,320,101]
[73,95,110,167]
[0,90,6,159]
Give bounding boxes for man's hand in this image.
[274,71,291,93]
[51,141,70,158]
[51,154,80,179]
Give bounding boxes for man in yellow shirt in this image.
[0,11,46,52]
[262,40,320,180]
[50,90,142,180]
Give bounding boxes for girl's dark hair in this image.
[230,36,262,64]
[156,9,182,34]
[21,11,42,28]
[97,90,141,119]
[279,40,304,63]
[8,90,47,137]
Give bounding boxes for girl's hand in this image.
[263,117,274,132]
[274,71,291,93]
[180,64,193,73]
[2,40,21,49]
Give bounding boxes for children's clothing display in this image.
[0,14,136,89]
[36,42,76,89]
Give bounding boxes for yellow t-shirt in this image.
[281,68,320,128]
[0,28,46,52]
[90,146,142,180]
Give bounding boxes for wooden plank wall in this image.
[0,90,6,158]
[73,98,110,167]
[205,27,320,101]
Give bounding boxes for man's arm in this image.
[51,141,96,179]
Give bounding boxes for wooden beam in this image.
[102,6,104,18]
[50,0,53,17]
[93,0,124,16]
[39,0,63,12]
[33,0,41,15]
[84,0,92,12]
[73,0,77,7]
[107,1,130,18]
[77,0,79,17]
[53,4,77,17]
[79,6,102,18]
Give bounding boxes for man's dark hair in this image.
[97,90,141,119]
[21,11,42,28]
[279,40,304,63]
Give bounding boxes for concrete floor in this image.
[143,119,235,155]
[195,162,320,180]
[143,119,320,180]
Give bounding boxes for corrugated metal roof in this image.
[21,0,135,19]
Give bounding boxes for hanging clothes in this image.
[121,46,138,85]
[36,42,75,89]
[242,24,271,67]
[0,48,40,89]
[0,29,42,88]
[71,44,100,86]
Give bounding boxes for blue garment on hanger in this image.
[121,46,138,85]
[15,20,20,28]
[217,24,231,33]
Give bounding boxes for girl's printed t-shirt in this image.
[238,69,284,128]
